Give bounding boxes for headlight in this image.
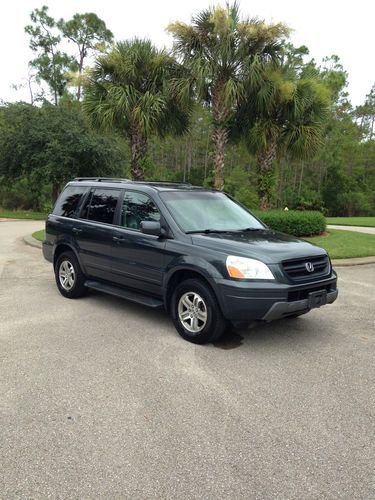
[226,255,274,280]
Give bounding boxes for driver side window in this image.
[121,191,160,230]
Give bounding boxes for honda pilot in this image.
[43,178,338,344]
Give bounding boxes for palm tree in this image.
[83,39,191,180]
[167,2,289,190]
[238,63,330,209]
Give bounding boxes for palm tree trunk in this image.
[130,132,147,180]
[298,161,305,197]
[204,132,210,180]
[257,140,277,210]
[187,137,192,179]
[212,126,228,190]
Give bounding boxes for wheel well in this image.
[165,269,217,313]
[53,244,74,268]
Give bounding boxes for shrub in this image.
[252,210,326,237]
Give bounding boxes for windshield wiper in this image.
[185,229,231,234]
[186,227,265,234]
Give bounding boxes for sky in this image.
[1,0,375,106]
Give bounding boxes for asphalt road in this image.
[1,221,374,499]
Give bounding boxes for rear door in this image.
[74,187,121,281]
[110,190,167,296]
[48,184,90,256]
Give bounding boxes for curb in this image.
[23,234,42,249]
[332,256,375,267]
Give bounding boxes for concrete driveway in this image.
[328,224,375,235]
[1,221,374,499]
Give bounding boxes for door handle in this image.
[72,227,83,234]
[113,236,125,243]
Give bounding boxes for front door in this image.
[111,190,166,296]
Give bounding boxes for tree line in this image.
[0,3,374,216]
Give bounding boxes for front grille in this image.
[282,255,330,281]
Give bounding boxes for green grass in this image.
[327,217,375,227]
[305,229,375,259]
[0,209,47,220]
[32,229,45,242]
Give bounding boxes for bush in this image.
[252,210,326,237]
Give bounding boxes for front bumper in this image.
[214,273,338,323]
[262,288,338,321]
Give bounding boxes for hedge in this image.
[252,210,326,237]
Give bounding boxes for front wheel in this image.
[171,278,227,344]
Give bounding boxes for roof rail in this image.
[136,180,192,186]
[73,177,192,187]
[73,177,132,183]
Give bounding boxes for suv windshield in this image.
[160,191,265,233]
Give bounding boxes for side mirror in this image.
[140,220,163,237]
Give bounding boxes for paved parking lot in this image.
[1,221,374,499]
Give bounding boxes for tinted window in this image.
[53,186,87,218]
[84,188,121,224]
[121,191,160,230]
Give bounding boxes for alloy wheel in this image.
[178,291,208,333]
[59,260,76,291]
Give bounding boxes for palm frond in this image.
[167,2,290,132]
[83,39,193,140]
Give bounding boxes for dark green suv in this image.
[43,178,338,344]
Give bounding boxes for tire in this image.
[55,251,87,299]
[171,278,227,344]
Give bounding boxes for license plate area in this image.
[308,289,327,309]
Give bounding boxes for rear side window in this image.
[121,191,160,230]
[82,188,121,224]
[53,186,87,218]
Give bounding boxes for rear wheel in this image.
[55,251,87,299]
[171,278,227,344]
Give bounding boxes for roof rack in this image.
[74,177,132,183]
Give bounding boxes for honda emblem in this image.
[305,262,314,273]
